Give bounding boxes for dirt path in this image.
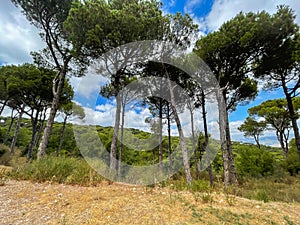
[0,180,299,225]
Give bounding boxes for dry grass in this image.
[0,180,299,225]
[0,165,12,186]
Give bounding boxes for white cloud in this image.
[229,119,286,146]
[0,0,44,64]
[183,0,208,36]
[184,0,203,14]
[73,69,109,99]
[205,0,300,31]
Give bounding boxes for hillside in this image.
[1,180,299,225]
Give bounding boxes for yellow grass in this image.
[0,180,299,225]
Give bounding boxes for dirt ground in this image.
[0,180,299,225]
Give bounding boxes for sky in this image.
[1,0,300,147]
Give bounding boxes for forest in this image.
[0,1,300,223]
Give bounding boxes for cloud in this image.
[0,0,44,64]
[184,0,203,14]
[205,0,300,31]
[228,119,285,146]
[183,0,208,35]
[73,71,109,100]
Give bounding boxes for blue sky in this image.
[162,0,214,17]
[1,0,300,146]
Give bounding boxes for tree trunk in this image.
[283,130,290,158]
[189,105,199,179]
[10,105,25,155]
[57,114,68,156]
[118,101,126,175]
[3,109,16,145]
[27,109,40,161]
[224,100,238,185]
[34,108,47,149]
[164,65,192,184]
[201,90,214,188]
[110,72,122,171]
[37,70,66,159]
[0,99,8,116]
[216,88,230,187]
[159,98,163,170]
[276,130,287,157]
[167,104,172,166]
[254,135,261,149]
[284,88,300,162]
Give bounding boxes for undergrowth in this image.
[10,156,105,186]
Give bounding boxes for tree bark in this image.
[37,69,66,159]
[0,99,8,116]
[34,108,47,149]
[276,130,287,157]
[283,86,300,162]
[3,109,16,145]
[254,135,261,149]
[201,90,214,188]
[283,130,290,158]
[10,105,25,155]
[27,109,40,161]
[110,71,122,171]
[164,65,192,184]
[159,98,163,170]
[167,104,172,166]
[118,100,126,175]
[216,88,230,187]
[189,105,199,179]
[57,114,68,156]
[224,96,238,185]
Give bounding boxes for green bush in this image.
[285,139,300,176]
[235,146,275,177]
[11,156,105,185]
[0,144,11,166]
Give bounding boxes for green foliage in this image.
[235,176,300,203]
[284,139,300,175]
[238,116,266,148]
[248,98,300,155]
[0,64,55,110]
[235,145,275,177]
[11,156,104,185]
[248,98,296,126]
[255,189,270,202]
[253,5,299,91]
[48,123,81,157]
[0,144,10,166]
[65,0,167,58]
[194,11,261,109]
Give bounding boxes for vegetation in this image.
[0,3,299,222]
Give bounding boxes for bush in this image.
[0,144,11,166]
[235,146,275,177]
[10,156,105,186]
[285,139,300,176]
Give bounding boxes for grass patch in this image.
[10,156,105,186]
[225,176,300,203]
[162,173,300,204]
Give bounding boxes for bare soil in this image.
[0,180,299,225]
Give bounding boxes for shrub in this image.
[285,139,300,176]
[11,156,104,185]
[0,144,11,166]
[235,146,275,177]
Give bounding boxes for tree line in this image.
[0,0,299,186]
